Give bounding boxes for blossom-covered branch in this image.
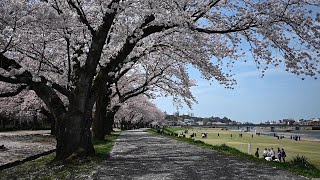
[0,85,28,97]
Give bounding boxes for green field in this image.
[176,128,320,169]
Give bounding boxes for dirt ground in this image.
[0,130,55,166]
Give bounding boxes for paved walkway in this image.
[94,129,307,180]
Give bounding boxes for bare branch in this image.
[191,0,221,22]
[51,82,71,97]
[0,54,70,96]
[193,24,258,34]
[67,0,96,36]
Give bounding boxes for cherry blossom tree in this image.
[93,49,198,139]
[114,96,165,130]
[0,84,47,129]
[0,0,319,160]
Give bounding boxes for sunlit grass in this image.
[149,128,320,178]
[180,128,320,169]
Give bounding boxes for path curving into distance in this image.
[94,129,307,180]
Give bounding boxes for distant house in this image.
[277,120,286,125]
[270,121,277,125]
[184,119,195,125]
[293,121,301,125]
[196,121,204,126]
[282,119,295,125]
[167,121,177,126]
[297,119,309,125]
[310,118,320,125]
[177,120,186,126]
[211,122,227,125]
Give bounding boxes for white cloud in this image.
[236,67,289,79]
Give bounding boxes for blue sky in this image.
[153,61,320,123]
[153,6,320,123]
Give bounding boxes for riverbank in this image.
[250,128,320,142]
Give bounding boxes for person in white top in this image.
[262,148,267,158]
[270,148,275,160]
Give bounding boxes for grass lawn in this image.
[0,132,120,180]
[178,128,320,169]
[150,128,320,178]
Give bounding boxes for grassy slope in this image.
[0,133,120,180]
[149,128,320,178]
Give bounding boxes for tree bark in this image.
[29,82,68,159]
[104,105,120,135]
[55,85,96,160]
[92,84,108,140]
[104,110,115,135]
[39,107,56,135]
[53,6,118,158]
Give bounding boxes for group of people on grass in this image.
[291,135,301,141]
[255,147,286,162]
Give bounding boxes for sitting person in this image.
[262,148,267,158]
[267,149,271,157]
[201,133,207,138]
[265,156,272,161]
[273,158,280,162]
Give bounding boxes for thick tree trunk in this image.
[0,4,117,159]
[120,120,124,130]
[39,107,55,135]
[51,119,56,136]
[53,86,96,160]
[55,75,97,160]
[54,14,116,159]
[58,109,95,160]
[1,120,5,130]
[92,85,108,140]
[104,105,120,135]
[104,110,115,135]
[30,82,68,159]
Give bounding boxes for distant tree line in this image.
[166,114,238,124]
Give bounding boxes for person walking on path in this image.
[277,148,282,162]
[255,148,259,158]
[270,148,275,160]
[281,148,287,163]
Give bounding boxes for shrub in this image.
[218,144,232,151]
[290,155,314,168]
